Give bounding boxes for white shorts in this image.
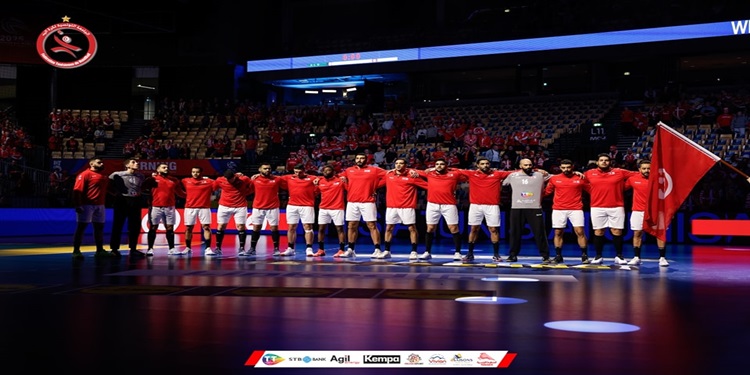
[551,210,585,229]
[77,204,106,224]
[590,207,626,230]
[630,211,645,231]
[286,205,315,224]
[385,207,416,225]
[318,209,345,226]
[346,202,377,222]
[251,208,280,226]
[150,206,176,226]
[217,205,248,225]
[184,208,211,226]
[468,204,501,227]
[425,202,459,225]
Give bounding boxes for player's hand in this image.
[313,178,320,185]
[235,172,244,177]
[251,173,260,180]
[339,176,347,183]
[575,171,585,178]
[409,170,419,178]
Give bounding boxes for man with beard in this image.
[277,164,317,256]
[314,165,347,257]
[380,158,428,259]
[337,153,387,258]
[584,153,639,264]
[625,160,669,266]
[108,158,146,257]
[181,166,216,255]
[211,169,253,256]
[416,158,467,260]
[142,163,186,256]
[503,158,552,263]
[72,157,111,259]
[249,163,282,255]
[543,159,590,264]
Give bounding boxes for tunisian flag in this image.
[643,122,720,241]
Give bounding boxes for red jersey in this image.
[279,174,316,207]
[459,169,513,205]
[213,175,253,207]
[182,176,215,208]
[341,165,387,203]
[583,168,638,208]
[316,177,347,210]
[625,173,649,211]
[251,175,281,209]
[417,168,467,205]
[73,169,108,205]
[381,170,428,208]
[144,175,185,207]
[543,173,588,210]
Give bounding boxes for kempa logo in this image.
[36,16,97,69]
[363,355,401,364]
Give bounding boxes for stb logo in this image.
[36,16,97,69]
[657,168,673,199]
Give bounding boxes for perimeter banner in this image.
[244,350,516,368]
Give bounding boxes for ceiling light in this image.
[305,90,319,94]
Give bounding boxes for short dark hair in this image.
[293,164,304,170]
[192,166,203,172]
[476,157,489,163]
[124,158,138,166]
[434,158,447,164]
[355,153,367,158]
[638,159,651,167]
[322,165,334,171]
[223,169,236,179]
[597,153,611,160]
[560,159,573,165]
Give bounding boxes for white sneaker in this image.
[659,257,670,267]
[272,248,281,256]
[614,256,628,265]
[280,248,296,256]
[340,248,355,258]
[377,250,392,259]
[409,251,418,260]
[167,248,179,255]
[146,249,154,256]
[181,247,192,255]
[371,249,382,258]
[205,248,218,256]
[419,252,432,260]
[627,256,642,265]
[590,256,603,264]
[305,248,314,257]
[453,252,462,261]
[238,250,247,256]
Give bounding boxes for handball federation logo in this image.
[36,16,97,69]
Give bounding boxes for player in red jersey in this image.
[277,164,317,256]
[416,158,467,260]
[181,166,216,255]
[457,157,514,262]
[142,163,186,256]
[249,163,282,255]
[624,160,668,266]
[380,158,428,259]
[211,169,253,257]
[337,153,387,258]
[72,157,111,259]
[314,165,347,257]
[584,153,639,264]
[543,159,590,264]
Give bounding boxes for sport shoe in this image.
[205,248,219,256]
[305,248,314,257]
[110,249,122,257]
[418,252,432,260]
[340,249,355,258]
[130,250,146,258]
[462,253,475,263]
[590,256,603,264]
[146,249,154,256]
[248,249,256,256]
[272,248,281,256]
[581,254,590,264]
[614,256,628,265]
[542,257,553,264]
[94,250,112,258]
[313,249,326,257]
[280,248,296,256]
[659,257,670,267]
[409,251,418,260]
[371,249,382,258]
[552,255,564,264]
[506,255,518,262]
[627,256,642,265]
[492,255,503,262]
[167,248,180,255]
[72,251,84,260]
[333,250,345,258]
[453,252,462,261]
[238,250,247,256]
[181,248,192,255]
[377,250,392,259]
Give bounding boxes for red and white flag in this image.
[643,122,720,241]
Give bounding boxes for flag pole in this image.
[719,159,750,179]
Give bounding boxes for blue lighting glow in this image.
[480,277,540,282]
[544,320,640,333]
[455,296,528,304]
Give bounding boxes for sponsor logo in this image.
[405,353,422,365]
[36,16,97,69]
[363,355,401,364]
[330,355,360,365]
[428,354,447,365]
[262,354,284,366]
[520,191,535,197]
[477,352,498,367]
[450,353,474,365]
